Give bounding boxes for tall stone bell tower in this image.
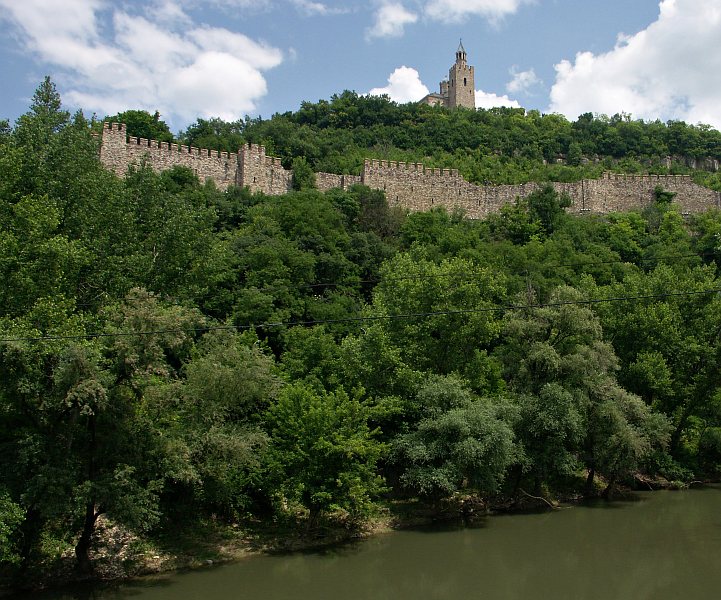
[448,40,475,109]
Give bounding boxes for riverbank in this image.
[3,475,707,596]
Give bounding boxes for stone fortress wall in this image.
[100,122,721,218]
[100,123,239,188]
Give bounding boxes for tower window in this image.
[464,77,467,86]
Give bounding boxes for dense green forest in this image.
[2,80,721,581]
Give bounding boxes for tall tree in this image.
[390,375,515,502]
[497,286,671,495]
[104,110,173,142]
[265,384,384,526]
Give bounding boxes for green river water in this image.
[27,486,721,600]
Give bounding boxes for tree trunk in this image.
[584,467,596,496]
[601,478,616,500]
[307,506,321,532]
[76,412,98,574]
[510,464,523,499]
[670,403,696,453]
[16,506,42,578]
[75,502,98,575]
[533,475,542,497]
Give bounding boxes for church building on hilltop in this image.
[420,41,476,109]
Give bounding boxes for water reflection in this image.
[22,487,721,600]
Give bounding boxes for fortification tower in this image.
[447,40,475,109]
[99,122,128,176]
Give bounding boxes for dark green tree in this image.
[265,384,384,526]
[390,375,515,502]
[498,286,671,496]
[0,491,23,566]
[291,156,316,191]
[104,109,173,142]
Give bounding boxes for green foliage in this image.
[490,199,541,245]
[171,93,721,186]
[104,109,173,142]
[690,209,721,268]
[698,425,721,475]
[498,287,672,491]
[291,156,316,191]
[486,185,571,244]
[265,384,385,523]
[653,185,677,205]
[391,376,515,501]
[567,141,583,167]
[178,117,245,153]
[587,265,721,458]
[4,78,721,576]
[527,185,571,236]
[0,491,24,565]
[369,253,506,385]
[176,330,278,517]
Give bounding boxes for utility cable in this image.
[2,287,720,344]
[272,250,721,291]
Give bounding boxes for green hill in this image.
[2,79,721,586]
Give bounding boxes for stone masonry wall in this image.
[238,143,292,195]
[316,172,362,192]
[362,160,721,217]
[100,123,721,217]
[101,122,239,188]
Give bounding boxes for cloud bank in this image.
[423,0,533,25]
[506,67,541,95]
[476,91,520,109]
[0,0,283,127]
[367,0,532,38]
[549,0,721,128]
[368,66,430,102]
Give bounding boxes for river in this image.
[27,486,721,600]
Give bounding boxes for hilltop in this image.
[177,92,721,186]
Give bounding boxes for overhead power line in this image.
[279,249,721,291]
[1,287,720,344]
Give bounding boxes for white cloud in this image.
[199,0,272,9]
[549,0,721,129]
[369,66,429,103]
[290,0,345,15]
[199,0,342,14]
[0,0,283,127]
[506,66,541,95]
[0,0,102,53]
[187,26,282,69]
[150,0,192,25]
[366,2,418,39]
[423,0,533,24]
[476,90,521,109]
[367,0,531,40]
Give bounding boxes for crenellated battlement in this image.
[103,122,126,133]
[99,123,721,216]
[601,172,692,181]
[362,152,721,217]
[125,135,234,159]
[100,122,239,188]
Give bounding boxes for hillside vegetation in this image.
[105,91,721,189]
[171,91,721,190]
[2,79,721,583]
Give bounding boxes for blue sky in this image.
[1,0,720,132]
